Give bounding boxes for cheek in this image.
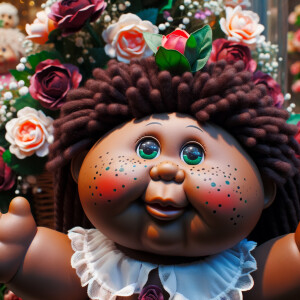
[185,166,263,225]
[79,153,151,212]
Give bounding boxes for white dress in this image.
[68,227,257,300]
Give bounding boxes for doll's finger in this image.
[8,197,32,216]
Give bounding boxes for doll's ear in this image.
[71,151,88,183]
[262,176,277,209]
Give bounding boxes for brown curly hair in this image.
[47,57,300,245]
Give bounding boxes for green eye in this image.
[181,143,204,165]
[137,138,160,160]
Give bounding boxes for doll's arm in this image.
[0,197,87,300]
[244,224,300,300]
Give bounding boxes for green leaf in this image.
[296,15,300,26]
[13,93,59,119]
[287,114,300,125]
[159,0,173,13]
[185,25,212,72]
[155,47,191,74]
[143,32,163,54]
[4,150,48,175]
[88,47,110,68]
[137,8,159,24]
[0,128,9,148]
[10,69,30,86]
[27,50,64,71]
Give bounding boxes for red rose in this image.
[0,147,15,191]
[48,0,106,36]
[138,285,164,300]
[29,59,82,110]
[253,71,284,108]
[208,38,257,72]
[161,29,190,54]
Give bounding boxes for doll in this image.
[0,57,300,300]
[0,28,24,86]
[0,3,19,29]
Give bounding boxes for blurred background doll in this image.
[0,2,19,29]
[0,28,24,87]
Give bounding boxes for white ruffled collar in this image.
[68,227,257,300]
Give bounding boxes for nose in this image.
[150,161,185,183]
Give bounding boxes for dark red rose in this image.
[48,0,106,36]
[0,147,15,191]
[253,71,284,108]
[138,285,164,300]
[208,38,257,72]
[29,59,82,110]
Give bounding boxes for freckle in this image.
[227,165,230,167]
[204,173,206,175]
[205,201,209,205]
[225,181,230,185]
[95,187,98,189]
[228,194,230,197]
[240,198,242,201]
[94,203,97,206]
[106,167,110,170]
[99,193,102,196]
[237,215,240,218]
[197,169,200,172]
[134,178,137,180]
[125,173,127,175]
[233,178,236,180]
[237,186,240,189]
[245,200,247,203]
[233,222,237,225]
[106,152,109,154]
[202,168,205,170]
[92,193,94,196]
[94,165,97,168]
[115,169,117,171]
[144,165,147,168]
[119,168,124,172]
[122,185,125,188]
[94,177,96,180]
[96,171,98,174]
[230,217,233,220]
[107,200,111,203]
[197,186,199,189]
[113,189,116,192]
[244,178,246,181]
[115,174,118,176]
[133,165,136,167]
[224,175,226,177]
[211,182,216,187]
[235,168,237,171]
[89,186,91,189]
[191,173,194,175]
[218,204,222,207]
[217,189,220,191]
[213,210,216,214]
[99,156,102,158]
[233,208,236,211]
[204,179,207,181]
[99,174,102,176]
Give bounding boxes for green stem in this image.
[85,22,102,48]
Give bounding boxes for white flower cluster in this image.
[203,0,225,15]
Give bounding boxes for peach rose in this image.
[224,0,251,9]
[290,61,300,75]
[102,13,158,63]
[220,6,265,46]
[5,107,54,159]
[26,10,57,45]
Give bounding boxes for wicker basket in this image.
[32,171,55,229]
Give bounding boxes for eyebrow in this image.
[145,122,162,126]
[186,125,203,132]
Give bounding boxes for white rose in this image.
[220,6,265,46]
[5,107,54,159]
[102,13,158,63]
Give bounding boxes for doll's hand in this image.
[0,197,37,283]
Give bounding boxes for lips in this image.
[145,201,185,220]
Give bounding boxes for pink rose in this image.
[48,0,106,36]
[295,122,300,159]
[4,291,22,300]
[29,59,82,110]
[253,71,284,108]
[0,147,15,191]
[161,29,190,54]
[224,0,251,8]
[292,29,300,52]
[138,285,164,300]
[208,38,256,71]
[290,61,300,75]
[292,80,300,93]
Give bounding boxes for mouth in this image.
[145,202,185,221]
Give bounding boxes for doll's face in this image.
[0,14,15,28]
[0,45,17,73]
[78,113,266,256]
